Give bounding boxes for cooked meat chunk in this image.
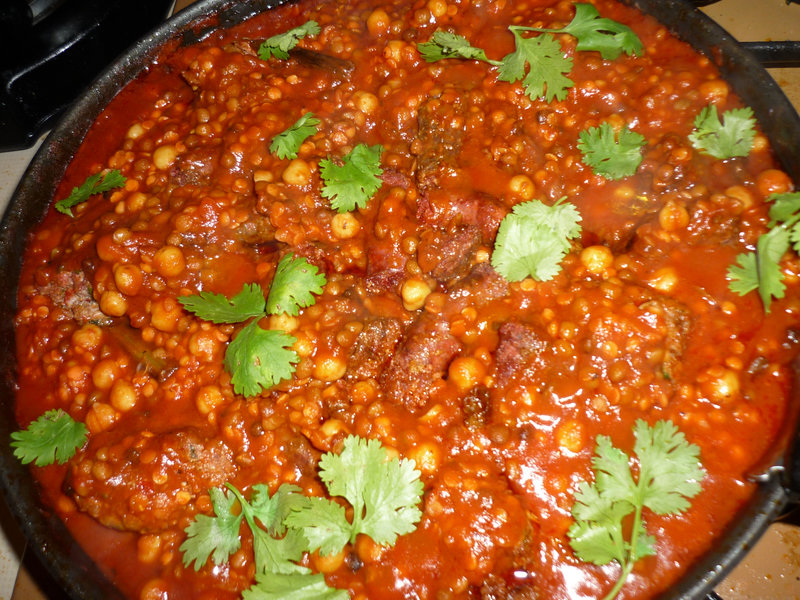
[68,429,235,533]
[417,225,481,283]
[493,321,549,390]
[37,269,111,326]
[413,90,466,193]
[480,574,539,600]
[348,317,404,380]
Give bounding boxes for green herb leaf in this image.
[578,122,646,180]
[11,409,88,467]
[319,144,384,213]
[266,254,327,316]
[496,29,573,102]
[567,420,705,600]
[285,436,424,553]
[417,31,498,63]
[181,487,243,571]
[225,321,298,397]
[179,283,267,324]
[242,572,349,600]
[258,21,321,61]
[728,227,788,313]
[55,170,126,217]
[270,112,321,160]
[527,3,643,60]
[491,197,582,282]
[688,105,756,159]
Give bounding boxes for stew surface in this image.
[13,0,800,598]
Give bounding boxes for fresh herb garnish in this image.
[567,420,705,600]
[416,5,642,102]
[524,3,643,60]
[55,170,126,217]
[319,143,384,213]
[270,112,321,160]
[11,409,88,466]
[728,191,800,312]
[181,435,423,598]
[417,31,496,63]
[491,197,582,281]
[688,105,756,159]
[179,254,326,396]
[578,122,646,180]
[258,20,321,61]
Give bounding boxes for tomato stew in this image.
[13,0,800,598]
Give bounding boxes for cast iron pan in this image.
[0,0,798,598]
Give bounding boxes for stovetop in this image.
[0,0,799,598]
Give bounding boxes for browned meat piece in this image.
[416,190,508,243]
[225,40,354,81]
[383,316,461,412]
[384,263,508,412]
[463,384,490,428]
[413,91,466,193]
[37,269,111,326]
[236,214,278,246]
[639,295,691,380]
[68,429,235,533]
[168,147,217,186]
[493,321,548,390]
[480,574,539,600]
[106,322,177,380]
[348,317,404,380]
[417,225,481,283]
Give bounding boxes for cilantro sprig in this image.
[689,105,756,160]
[491,197,582,281]
[568,420,705,600]
[578,122,646,180]
[270,112,320,160]
[258,21,321,61]
[728,191,800,312]
[416,4,642,102]
[55,170,126,217]
[319,143,384,212]
[524,3,643,60]
[181,435,423,598]
[11,409,88,467]
[179,254,326,397]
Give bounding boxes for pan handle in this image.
[740,41,800,68]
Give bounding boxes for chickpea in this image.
[150,298,181,332]
[189,330,220,362]
[282,158,312,186]
[195,385,224,415]
[292,330,316,357]
[110,379,137,412]
[428,0,447,18]
[92,358,119,390]
[100,290,128,317]
[312,548,346,573]
[366,8,390,36]
[579,245,614,275]
[555,420,584,453]
[648,267,678,293]
[383,40,405,63]
[702,367,740,404]
[153,245,186,278]
[331,212,360,239]
[153,144,177,170]
[127,122,146,140]
[253,170,273,183]
[137,535,162,564]
[313,355,347,382]
[508,174,535,200]
[401,277,432,311]
[114,264,143,295]
[139,578,170,600]
[698,79,729,104]
[407,442,440,476]
[658,200,689,231]
[268,313,299,332]
[86,402,118,434]
[353,91,379,115]
[725,185,753,209]
[756,169,793,198]
[448,357,486,391]
[72,324,103,352]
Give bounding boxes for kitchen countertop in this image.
[1,0,799,598]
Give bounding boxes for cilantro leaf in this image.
[55,170,126,217]
[270,112,321,160]
[266,254,327,316]
[225,321,298,397]
[242,572,349,600]
[578,122,646,180]
[285,435,424,552]
[181,487,243,571]
[11,409,88,467]
[567,419,705,600]
[319,144,384,212]
[258,21,321,61]
[689,105,756,159]
[491,198,582,282]
[527,3,643,60]
[497,29,573,102]
[417,31,499,64]
[728,227,789,313]
[179,283,267,324]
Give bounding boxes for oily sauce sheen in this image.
[13,0,800,598]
